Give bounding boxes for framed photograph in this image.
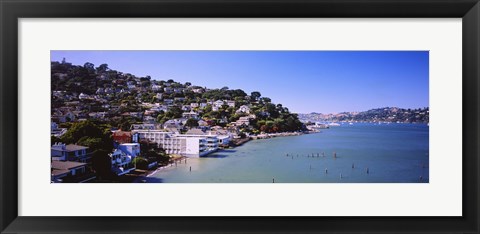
[1,0,479,233]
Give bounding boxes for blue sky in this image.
[51,51,429,114]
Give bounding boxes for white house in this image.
[236,116,251,126]
[199,103,208,109]
[164,99,174,105]
[151,84,162,91]
[190,103,199,108]
[78,93,90,100]
[226,100,235,108]
[109,149,135,176]
[174,97,186,102]
[236,105,251,114]
[182,111,199,119]
[52,109,76,123]
[181,105,191,111]
[213,100,225,108]
[51,121,67,137]
[118,143,141,158]
[192,88,204,93]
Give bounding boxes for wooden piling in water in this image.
[189,166,192,172]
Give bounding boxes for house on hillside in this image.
[236,105,251,114]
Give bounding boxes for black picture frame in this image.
[1,0,479,233]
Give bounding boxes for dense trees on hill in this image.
[51,59,306,134]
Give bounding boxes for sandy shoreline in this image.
[130,156,187,182]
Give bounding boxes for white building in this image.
[152,84,162,91]
[217,135,231,145]
[131,124,156,130]
[182,111,199,119]
[181,105,191,111]
[51,121,67,137]
[213,100,224,108]
[78,93,90,100]
[109,148,135,176]
[118,143,141,158]
[236,116,251,126]
[236,105,251,114]
[132,130,218,157]
[226,100,235,108]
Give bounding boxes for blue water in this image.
[148,123,429,183]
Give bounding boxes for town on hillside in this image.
[50,59,306,183]
[299,107,429,124]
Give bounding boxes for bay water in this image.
[147,123,429,183]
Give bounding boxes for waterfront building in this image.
[118,143,141,158]
[109,148,135,176]
[51,143,92,163]
[51,160,96,183]
[132,130,218,157]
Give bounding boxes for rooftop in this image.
[51,160,87,170]
[65,144,88,152]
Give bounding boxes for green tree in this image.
[61,120,113,152]
[132,157,149,170]
[250,91,261,101]
[185,118,199,128]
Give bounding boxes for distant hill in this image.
[298,107,429,123]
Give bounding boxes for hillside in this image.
[298,107,429,124]
[51,60,305,134]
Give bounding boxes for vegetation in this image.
[51,59,305,133]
